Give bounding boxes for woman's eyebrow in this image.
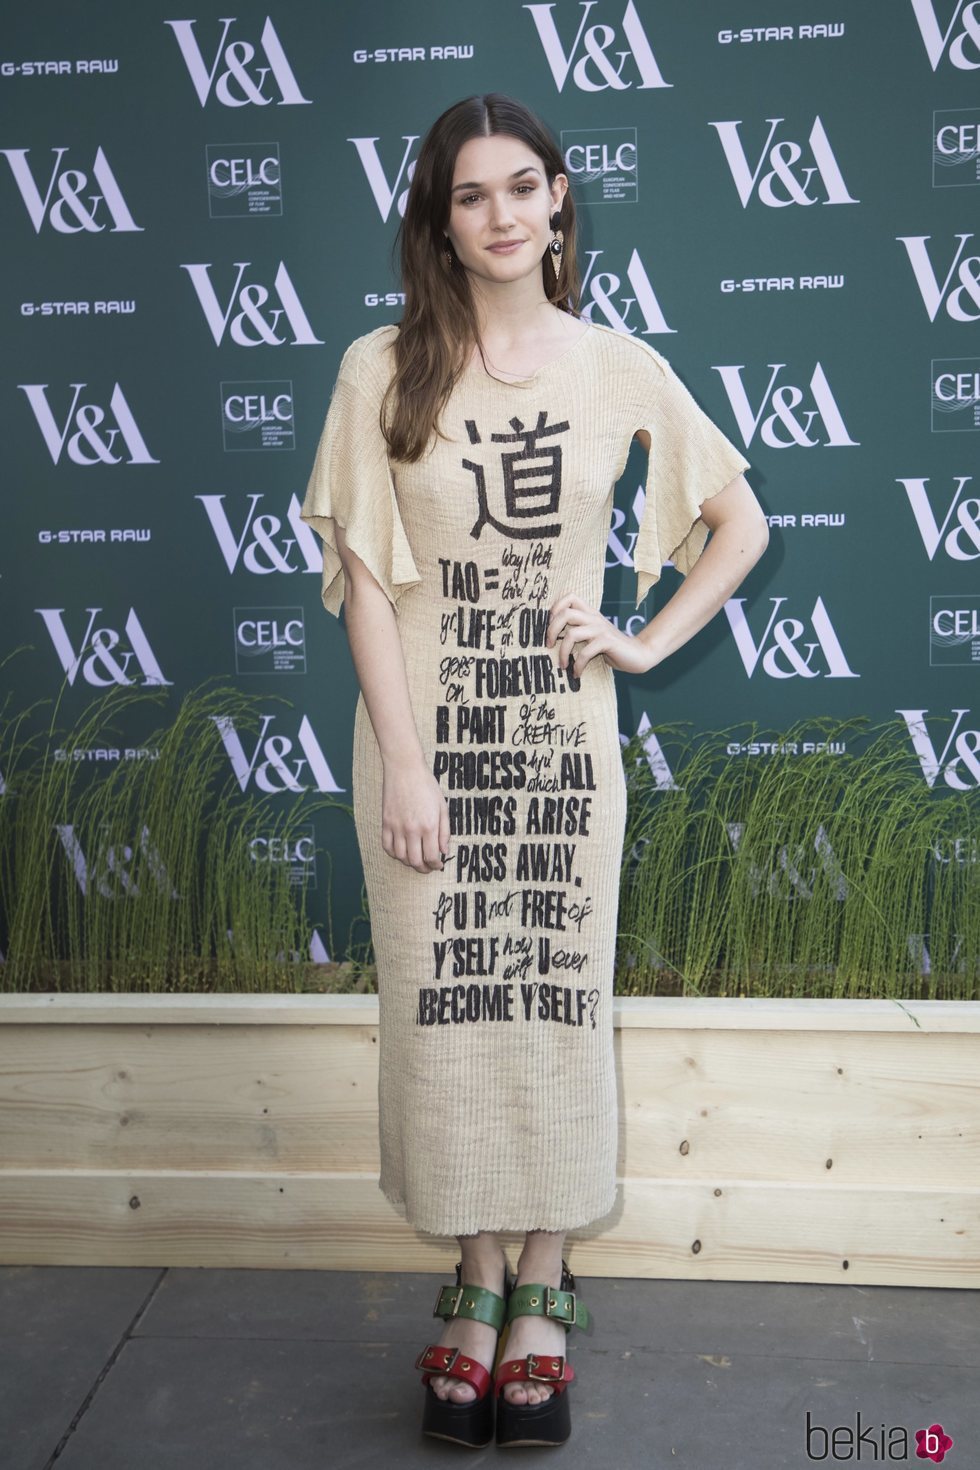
[451,166,541,194]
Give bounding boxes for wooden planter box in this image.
[0,993,977,1285]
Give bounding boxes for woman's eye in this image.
[458,183,537,207]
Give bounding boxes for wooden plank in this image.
[1,1022,976,1185]
[2,995,977,1281]
[4,993,979,1032]
[0,1023,381,1172]
[615,1028,980,1183]
[0,1170,975,1286]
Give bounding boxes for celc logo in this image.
[929,594,980,664]
[897,232,980,321]
[181,261,323,345]
[561,127,637,202]
[708,116,858,207]
[348,134,418,221]
[931,107,980,186]
[233,606,306,673]
[899,707,980,788]
[524,1,669,91]
[36,607,171,688]
[19,382,158,465]
[212,713,343,793]
[1,146,141,233]
[725,595,859,679]
[899,475,980,559]
[164,16,311,106]
[714,362,858,448]
[206,142,282,217]
[580,247,671,334]
[249,825,317,886]
[197,492,321,574]
[931,358,980,430]
[910,0,980,71]
[220,380,294,451]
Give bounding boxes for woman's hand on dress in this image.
[546,593,659,677]
[381,755,451,875]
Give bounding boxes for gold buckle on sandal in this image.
[525,1354,565,1381]
[433,1283,464,1318]
[544,1291,576,1327]
[416,1345,459,1372]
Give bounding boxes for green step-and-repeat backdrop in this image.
[2,2,978,958]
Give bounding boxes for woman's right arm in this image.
[334,522,450,876]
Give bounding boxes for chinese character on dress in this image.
[462,410,571,540]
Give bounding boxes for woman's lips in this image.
[486,240,525,254]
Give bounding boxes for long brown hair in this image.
[381,93,581,464]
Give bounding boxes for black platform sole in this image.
[420,1383,494,1448]
[496,1387,571,1448]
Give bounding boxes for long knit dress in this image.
[301,320,751,1236]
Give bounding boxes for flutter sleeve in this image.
[631,350,752,609]
[300,350,421,618]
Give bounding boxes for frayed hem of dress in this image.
[377,1178,619,1238]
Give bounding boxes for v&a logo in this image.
[165,16,311,106]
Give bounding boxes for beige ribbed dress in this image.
[301,321,751,1236]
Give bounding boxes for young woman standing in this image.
[302,94,769,1449]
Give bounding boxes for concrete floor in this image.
[1,1266,975,1468]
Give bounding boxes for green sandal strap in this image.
[506,1283,591,1334]
[432,1282,507,1332]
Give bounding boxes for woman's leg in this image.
[500,1229,568,1406]
[427,1230,509,1403]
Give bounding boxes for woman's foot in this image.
[427,1243,509,1404]
[500,1250,568,1407]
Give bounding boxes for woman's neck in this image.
[469,273,558,350]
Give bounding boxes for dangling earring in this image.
[444,240,453,268]
[548,209,564,282]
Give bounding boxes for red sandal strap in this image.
[495,1354,575,1396]
[415,1343,492,1400]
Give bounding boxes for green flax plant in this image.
[0,680,345,993]
[617,716,978,1000]
[4,686,976,1000]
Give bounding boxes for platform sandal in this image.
[494,1259,592,1448]
[415,1261,514,1448]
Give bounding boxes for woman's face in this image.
[444,132,567,289]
